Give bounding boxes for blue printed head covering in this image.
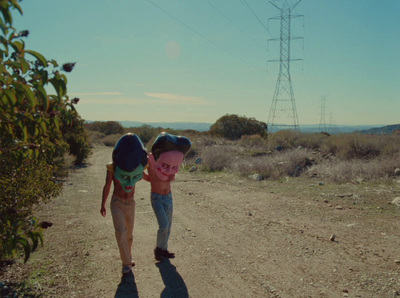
[151,132,191,160]
[112,133,147,172]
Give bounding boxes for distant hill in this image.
[356,124,400,135]
[275,124,379,134]
[85,120,399,135]
[119,121,212,132]
[299,124,400,134]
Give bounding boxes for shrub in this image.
[232,148,316,179]
[0,157,61,262]
[87,130,106,144]
[238,134,268,148]
[62,112,91,164]
[209,114,267,140]
[128,124,160,144]
[0,0,90,262]
[267,130,301,150]
[101,134,122,147]
[307,156,400,183]
[377,134,400,157]
[186,130,400,183]
[85,121,123,135]
[322,133,381,160]
[200,145,235,171]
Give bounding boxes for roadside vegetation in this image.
[188,130,400,184]
[1,0,399,277]
[86,114,400,185]
[1,1,399,296]
[0,0,91,265]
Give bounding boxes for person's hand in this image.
[100,206,106,217]
[168,174,176,182]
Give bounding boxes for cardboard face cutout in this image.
[112,133,147,192]
[149,151,184,181]
[149,132,191,181]
[151,132,191,160]
[114,164,144,192]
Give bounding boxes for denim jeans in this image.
[110,195,135,268]
[151,192,173,250]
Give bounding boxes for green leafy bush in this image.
[62,112,91,164]
[209,114,268,140]
[0,0,90,262]
[128,124,161,144]
[85,121,124,136]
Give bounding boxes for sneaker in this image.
[162,250,175,259]
[154,247,164,261]
[122,266,131,274]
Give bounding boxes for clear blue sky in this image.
[13,0,400,126]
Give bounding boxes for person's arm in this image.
[143,171,150,182]
[100,171,113,217]
[142,165,151,182]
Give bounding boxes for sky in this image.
[13,0,400,126]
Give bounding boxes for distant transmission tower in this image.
[318,96,327,132]
[267,0,303,132]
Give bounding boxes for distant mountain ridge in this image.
[86,120,400,135]
[356,124,400,134]
[119,121,212,132]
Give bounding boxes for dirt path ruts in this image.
[7,144,400,297]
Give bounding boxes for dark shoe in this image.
[162,250,175,259]
[154,247,163,261]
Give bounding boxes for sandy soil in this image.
[2,144,400,297]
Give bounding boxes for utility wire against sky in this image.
[205,0,268,52]
[146,0,265,71]
[239,0,273,39]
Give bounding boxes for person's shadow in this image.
[115,270,139,298]
[156,259,189,298]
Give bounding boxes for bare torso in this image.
[111,172,135,200]
[146,166,172,195]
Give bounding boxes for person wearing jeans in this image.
[143,132,191,261]
[151,192,173,252]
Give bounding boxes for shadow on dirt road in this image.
[156,259,189,298]
[115,271,139,298]
[114,259,188,298]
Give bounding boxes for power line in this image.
[206,0,268,52]
[239,0,273,38]
[147,0,265,71]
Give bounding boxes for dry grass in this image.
[88,132,122,147]
[307,155,400,183]
[86,126,400,183]
[185,131,400,183]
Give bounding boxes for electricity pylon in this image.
[318,96,327,133]
[267,0,303,132]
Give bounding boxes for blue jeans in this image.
[151,192,173,250]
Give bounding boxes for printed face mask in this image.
[114,164,144,192]
[153,151,184,181]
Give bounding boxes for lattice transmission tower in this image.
[267,0,303,132]
[318,96,327,133]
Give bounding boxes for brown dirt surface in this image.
[2,144,400,297]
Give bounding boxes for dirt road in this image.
[9,144,400,297]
